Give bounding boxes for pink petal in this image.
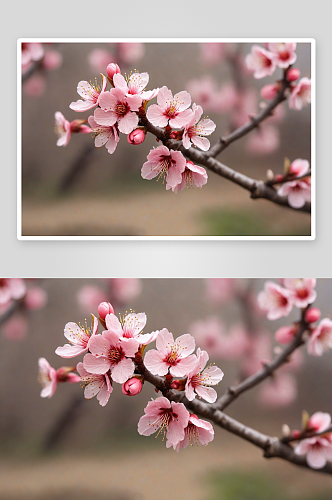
[83,353,110,374]
[195,385,217,403]
[173,91,191,112]
[170,354,197,377]
[94,108,117,127]
[118,112,138,134]
[169,109,192,129]
[105,314,123,336]
[121,337,139,357]
[191,136,210,151]
[97,383,112,406]
[144,349,169,376]
[146,104,169,127]
[69,99,96,112]
[156,328,174,354]
[55,344,87,358]
[157,86,173,109]
[113,73,128,93]
[111,357,135,383]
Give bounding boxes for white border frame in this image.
[17,38,316,241]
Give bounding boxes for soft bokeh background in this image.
[21,42,311,237]
[1,278,331,499]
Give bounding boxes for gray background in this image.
[1,0,330,277]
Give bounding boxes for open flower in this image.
[83,330,139,383]
[289,77,311,110]
[167,414,214,452]
[138,397,189,447]
[88,115,119,154]
[95,88,142,134]
[76,362,112,406]
[141,145,186,189]
[54,112,71,147]
[288,159,310,177]
[147,86,192,128]
[185,348,224,403]
[144,328,196,377]
[182,104,216,151]
[245,46,277,79]
[295,412,332,469]
[70,74,107,112]
[105,311,158,345]
[267,43,297,68]
[113,72,159,101]
[0,278,26,306]
[55,314,98,358]
[283,278,316,308]
[257,281,293,320]
[307,318,332,356]
[38,357,57,398]
[278,178,311,209]
[171,161,208,193]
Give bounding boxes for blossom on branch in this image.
[76,362,113,406]
[289,77,311,110]
[307,318,332,356]
[141,145,186,189]
[105,311,159,346]
[267,43,297,68]
[95,88,142,134]
[70,74,107,112]
[245,46,277,79]
[170,161,208,194]
[257,281,293,320]
[182,103,216,151]
[55,314,98,358]
[88,115,119,154]
[283,278,316,308]
[295,412,332,469]
[167,414,214,452]
[147,86,192,128]
[185,348,224,403]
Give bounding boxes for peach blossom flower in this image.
[307,318,332,356]
[141,145,186,189]
[275,325,298,344]
[113,72,159,101]
[182,104,216,151]
[54,112,71,147]
[167,414,214,452]
[147,86,192,128]
[185,348,224,403]
[38,357,57,398]
[70,74,107,112]
[267,43,297,68]
[295,412,332,469]
[105,311,158,346]
[138,397,189,447]
[55,314,98,358]
[288,159,310,177]
[88,115,119,154]
[144,328,196,377]
[284,278,316,308]
[258,281,293,320]
[0,278,26,306]
[95,88,141,134]
[21,42,44,72]
[278,178,311,209]
[245,46,277,79]
[171,161,208,194]
[289,77,311,110]
[76,362,112,406]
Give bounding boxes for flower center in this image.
[165,101,179,118]
[165,346,180,366]
[108,347,124,364]
[116,102,129,117]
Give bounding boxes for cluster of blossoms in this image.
[22,42,63,96]
[39,301,224,451]
[55,59,216,193]
[268,158,311,209]
[293,412,332,469]
[0,278,47,340]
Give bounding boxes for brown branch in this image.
[266,172,311,187]
[282,425,332,444]
[215,310,309,412]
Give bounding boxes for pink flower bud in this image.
[122,377,143,396]
[98,301,115,320]
[275,174,283,182]
[287,68,301,82]
[261,84,279,100]
[292,429,301,439]
[275,325,297,344]
[305,307,321,324]
[127,128,146,145]
[70,120,91,134]
[171,380,180,390]
[170,131,178,139]
[107,63,121,79]
[56,367,80,383]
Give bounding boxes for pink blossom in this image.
[21,42,44,72]
[246,125,280,155]
[54,112,71,147]
[278,178,311,209]
[147,86,192,128]
[261,84,280,100]
[258,373,297,408]
[110,278,142,303]
[24,74,46,96]
[182,104,216,151]
[138,397,189,447]
[185,348,224,403]
[200,43,225,66]
[113,72,159,101]
[24,286,48,310]
[144,328,196,377]
[257,281,293,320]
[38,357,57,398]
[288,158,310,177]
[70,74,107,112]
[107,63,121,79]
[283,278,316,308]
[77,285,105,312]
[141,145,186,189]
[55,314,98,358]
[105,311,158,345]
[245,46,277,79]
[88,115,119,154]
[0,278,26,306]
[275,325,298,344]
[127,128,146,145]
[118,42,145,65]
[122,377,143,396]
[88,48,113,73]
[287,68,301,82]
[171,161,208,194]
[305,308,321,324]
[83,330,139,383]
[167,414,214,452]
[76,362,112,406]
[308,318,332,356]
[2,316,28,340]
[267,43,297,68]
[98,302,114,321]
[95,88,141,134]
[42,50,63,71]
[295,414,332,469]
[289,77,311,110]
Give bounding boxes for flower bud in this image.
[287,68,300,82]
[292,429,301,439]
[275,174,283,182]
[122,377,143,396]
[56,367,80,383]
[261,84,279,100]
[107,63,121,79]
[127,128,146,145]
[275,325,297,344]
[305,307,321,324]
[70,120,91,134]
[98,302,115,320]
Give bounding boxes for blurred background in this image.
[21,42,312,236]
[0,278,331,499]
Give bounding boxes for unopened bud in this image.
[127,128,146,145]
[305,307,321,324]
[98,302,115,321]
[261,84,279,100]
[292,429,301,439]
[275,174,283,182]
[56,366,80,383]
[287,68,301,82]
[122,377,143,396]
[70,120,91,134]
[171,378,186,391]
[107,63,121,79]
